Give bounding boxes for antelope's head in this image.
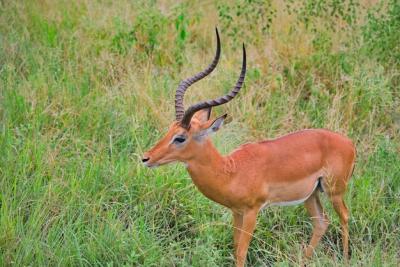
[142,29,246,168]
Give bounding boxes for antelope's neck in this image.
[185,139,234,207]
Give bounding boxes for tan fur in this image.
[143,110,356,266]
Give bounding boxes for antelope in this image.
[142,29,356,266]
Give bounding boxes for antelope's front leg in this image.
[235,209,258,267]
[233,211,243,259]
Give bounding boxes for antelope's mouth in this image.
[143,161,160,169]
[143,158,177,168]
[143,162,159,168]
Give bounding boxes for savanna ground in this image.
[1,0,399,266]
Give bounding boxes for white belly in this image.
[261,179,320,209]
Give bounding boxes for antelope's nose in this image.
[141,157,150,163]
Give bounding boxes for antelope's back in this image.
[230,129,356,183]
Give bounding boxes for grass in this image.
[0,0,399,266]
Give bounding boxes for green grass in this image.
[0,0,399,266]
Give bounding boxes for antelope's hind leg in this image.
[330,195,349,260]
[304,190,329,258]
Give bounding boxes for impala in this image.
[142,29,356,266]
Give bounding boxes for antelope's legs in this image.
[304,191,329,258]
[331,195,349,260]
[235,209,258,267]
[233,211,243,259]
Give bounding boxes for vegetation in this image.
[0,0,399,265]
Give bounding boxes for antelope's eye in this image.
[173,136,186,144]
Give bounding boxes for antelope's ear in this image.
[194,114,227,140]
[192,108,212,123]
[208,113,227,132]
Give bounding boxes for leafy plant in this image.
[217,0,276,46]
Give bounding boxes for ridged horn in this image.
[180,43,246,129]
[175,28,221,121]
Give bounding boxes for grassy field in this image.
[0,0,399,266]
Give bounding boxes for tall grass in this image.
[0,0,399,266]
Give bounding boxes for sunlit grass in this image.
[0,0,399,266]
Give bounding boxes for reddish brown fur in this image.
[143,110,356,266]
